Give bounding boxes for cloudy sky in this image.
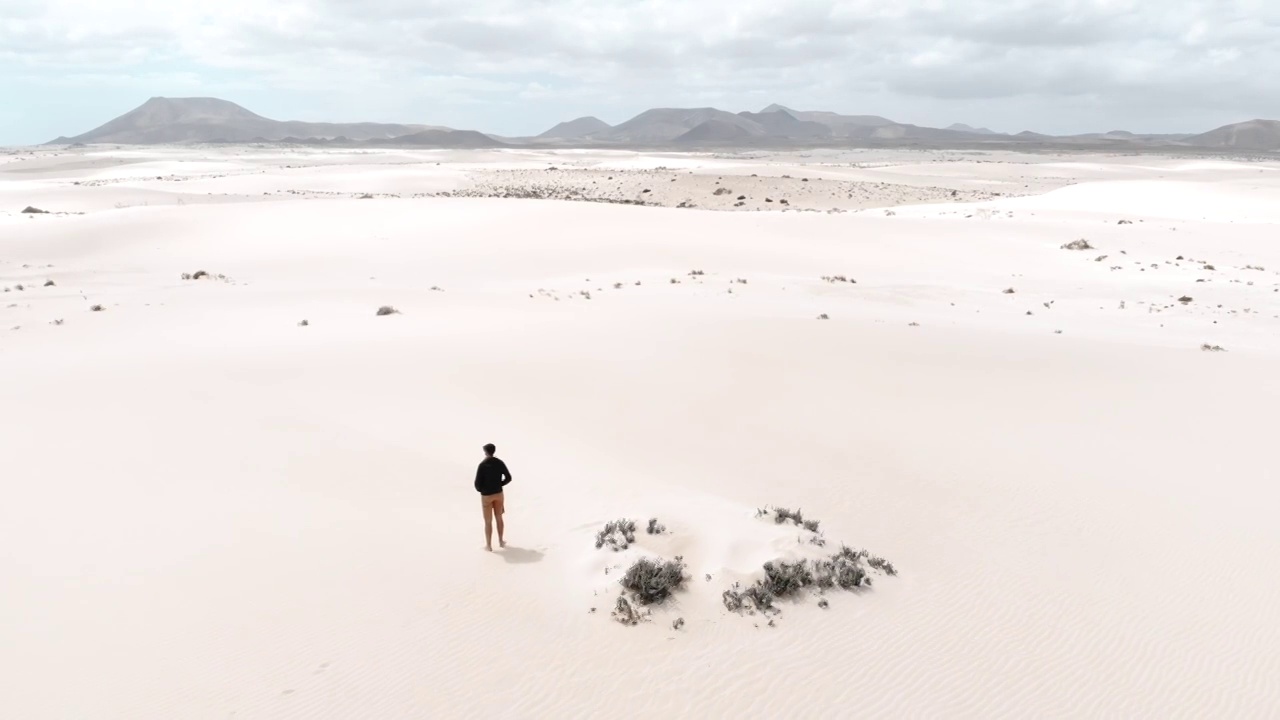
[2,0,1278,144]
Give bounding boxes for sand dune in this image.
[2,147,1279,718]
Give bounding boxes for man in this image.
[474,443,512,551]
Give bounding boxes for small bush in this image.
[21,206,48,214]
[620,555,687,605]
[646,518,666,535]
[595,519,637,550]
[1178,296,1193,304]
[672,617,685,630]
[192,270,208,280]
[773,507,804,525]
[817,313,829,320]
[14,284,23,291]
[89,304,104,312]
[43,280,55,287]
[802,519,820,533]
[1201,343,1226,352]
[867,555,897,576]
[1061,239,1094,250]
[376,305,400,316]
[613,595,639,625]
[689,270,705,276]
[298,319,309,327]
[1002,287,1016,294]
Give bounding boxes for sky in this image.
[2,0,1279,145]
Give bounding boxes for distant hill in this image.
[761,104,897,135]
[538,116,611,139]
[675,119,764,144]
[1186,119,1280,150]
[44,96,1280,152]
[947,123,997,135]
[737,109,832,139]
[600,108,765,143]
[374,129,508,148]
[48,97,436,144]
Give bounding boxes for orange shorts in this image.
[481,493,505,513]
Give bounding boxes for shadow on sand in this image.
[499,546,545,564]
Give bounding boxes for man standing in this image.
[475,443,512,551]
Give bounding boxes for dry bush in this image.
[1061,239,1094,250]
[620,556,687,605]
[595,519,637,551]
[376,305,400,316]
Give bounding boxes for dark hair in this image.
[483,443,496,455]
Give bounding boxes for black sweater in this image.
[475,457,512,496]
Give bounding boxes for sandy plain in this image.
[2,145,1279,719]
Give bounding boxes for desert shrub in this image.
[672,617,685,630]
[773,507,804,525]
[866,555,897,576]
[613,282,623,289]
[689,269,705,276]
[43,280,55,287]
[817,313,830,320]
[613,595,640,625]
[760,560,815,597]
[14,284,23,291]
[89,304,104,312]
[646,518,666,535]
[376,305,400,316]
[192,270,208,280]
[1201,343,1226,352]
[1061,239,1094,250]
[817,598,830,609]
[51,318,64,326]
[802,519,820,533]
[595,518,637,550]
[620,556,687,605]
[21,206,48,214]
[1002,287,1016,294]
[298,319,309,327]
[1178,296,1193,303]
[713,187,731,195]
[722,583,749,612]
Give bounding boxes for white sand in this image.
[2,146,1279,718]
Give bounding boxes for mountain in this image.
[600,108,765,143]
[374,129,508,148]
[737,109,832,139]
[947,123,997,135]
[538,116,611,139]
[675,119,764,144]
[1186,119,1280,150]
[48,97,435,144]
[761,104,897,135]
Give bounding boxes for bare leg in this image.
[482,502,494,551]
[495,496,506,547]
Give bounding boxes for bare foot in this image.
[485,546,493,552]
[500,540,507,548]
